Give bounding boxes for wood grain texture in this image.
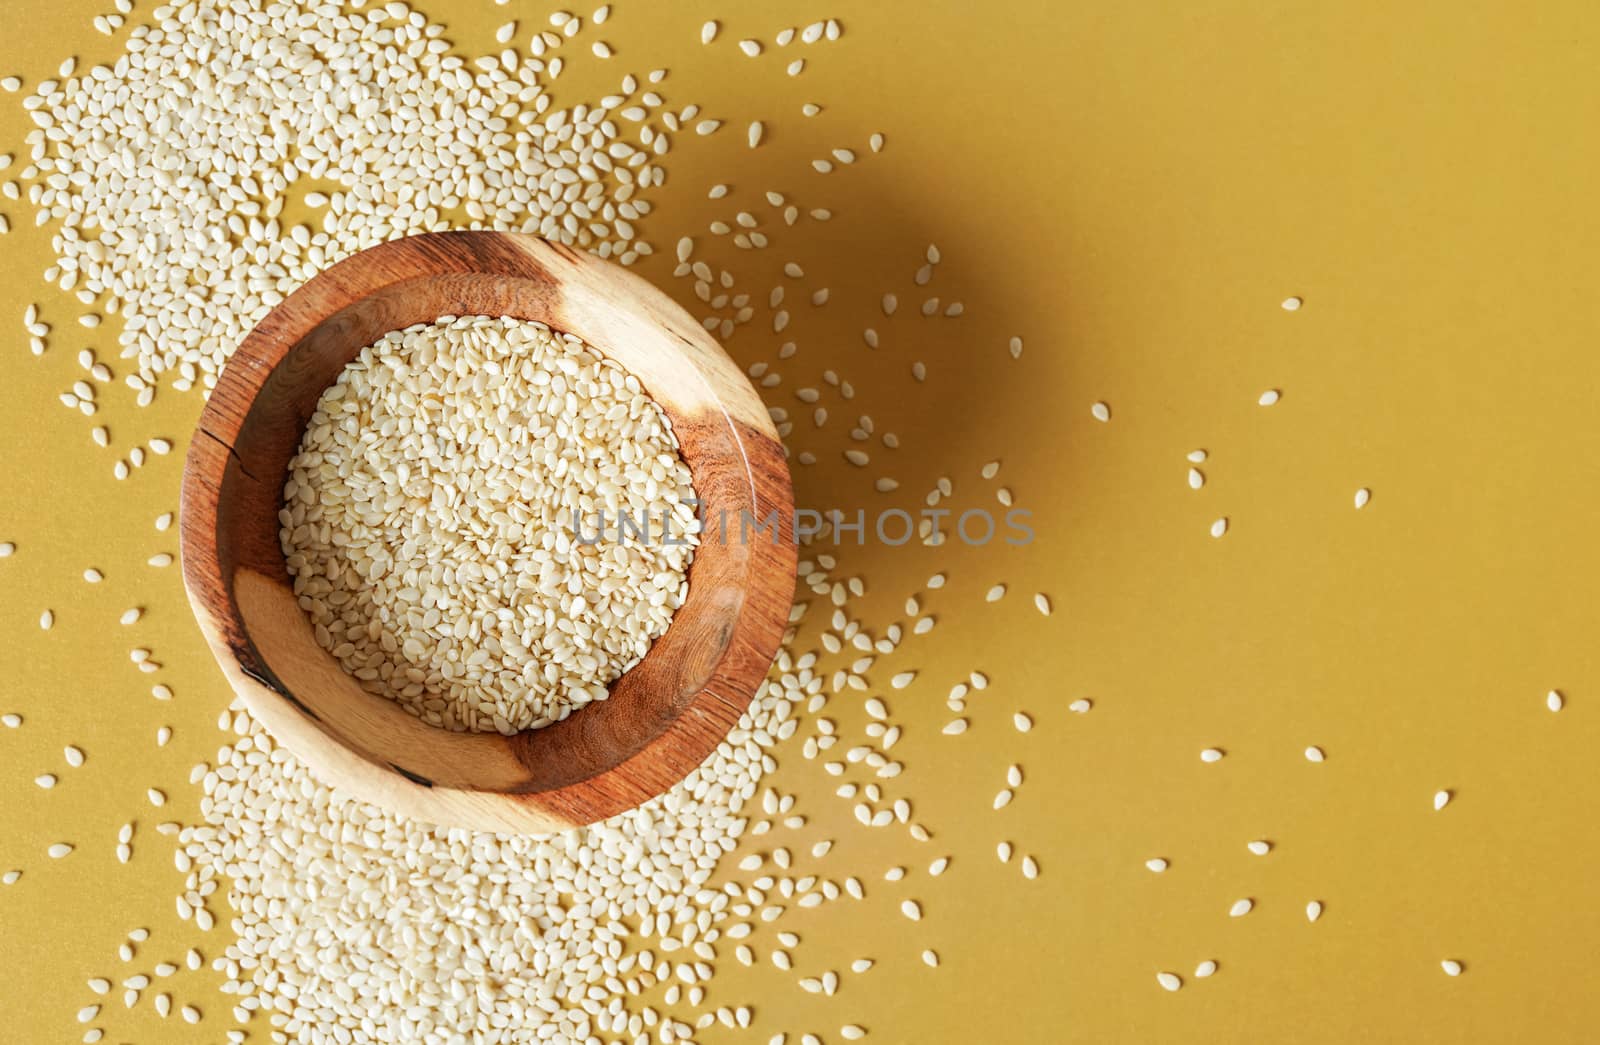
[180,232,796,834]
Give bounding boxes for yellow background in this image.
[4,1,1599,1042]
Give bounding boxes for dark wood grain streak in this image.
[180,232,796,834]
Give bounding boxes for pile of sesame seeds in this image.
[280,316,698,734]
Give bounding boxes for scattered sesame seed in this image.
[1229,898,1253,917]
[1156,972,1182,992]
[1091,401,1111,422]
[1434,790,1452,811]
[1306,900,1323,922]
[1441,960,1463,977]
[1200,748,1224,763]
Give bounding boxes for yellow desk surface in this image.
[3,1,1598,1042]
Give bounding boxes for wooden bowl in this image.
[180,232,796,833]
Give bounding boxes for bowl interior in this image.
[182,233,795,832]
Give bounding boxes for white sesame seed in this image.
[1306,900,1323,922]
[748,122,763,148]
[985,584,1006,602]
[700,20,718,43]
[1547,689,1563,712]
[1258,389,1281,406]
[121,608,142,625]
[1013,712,1033,733]
[148,788,167,807]
[1195,960,1217,978]
[1441,960,1462,977]
[1188,467,1205,489]
[921,950,939,968]
[49,843,74,859]
[39,609,53,630]
[1434,790,1452,810]
[1156,972,1182,992]
[83,567,104,583]
[64,745,84,767]
[1282,296,1303,311]
[1210,518,1229,538]
[1021,855,1039,879]
[739,39,761,56]
[1305,745,1325,762]
[1090,401,1110,422]
[1354,487,1371,509]
[1188,449,1207,463]
[1068,699,1092,713]
[1229,898,1253,917]
[0,542,13,557]
[1034,593,1052,616]
[900,899,921,921]
[1247,840,1271,855]
[35,774,56,789]
[1201,747,1224,762]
